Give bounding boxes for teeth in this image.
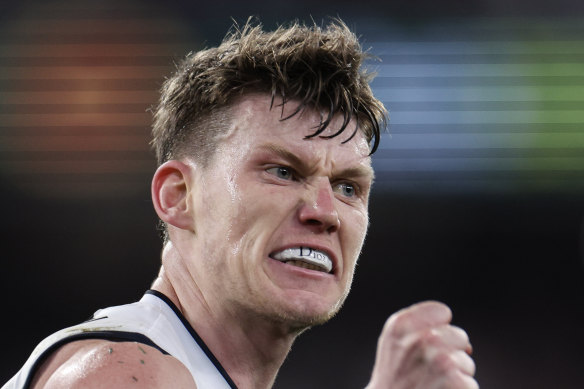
[271,247,333,273]
[286,260,322,271]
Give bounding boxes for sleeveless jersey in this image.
[2,290,237,389]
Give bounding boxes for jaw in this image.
[256,256,352,327]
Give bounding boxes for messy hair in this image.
[151,18,387,167]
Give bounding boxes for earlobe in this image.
[151,160,195,231]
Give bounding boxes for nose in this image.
[297,178,340,233]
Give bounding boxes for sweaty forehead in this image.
[231,94,370,149]
[223,94,373,177]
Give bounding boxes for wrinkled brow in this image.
[257,143,374,180]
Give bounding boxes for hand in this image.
[365,301,478,389]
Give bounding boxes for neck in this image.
[151,243,302,389]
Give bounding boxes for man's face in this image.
[181,94,373,328]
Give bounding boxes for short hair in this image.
[151,18,387,167]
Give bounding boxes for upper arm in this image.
[30,339,197,389]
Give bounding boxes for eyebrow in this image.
[257,143,375,180]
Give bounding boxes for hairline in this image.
[177,93,376,167]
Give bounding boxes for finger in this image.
[450,349,476,376]
[423,346,474,375]
[385,301,452,337]
[426,325,473,354]
[448,369,480,389]
[406,338,475,378]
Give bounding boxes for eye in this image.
[335,182,357,198]
[266,166,295,180]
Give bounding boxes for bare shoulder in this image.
[30,339,197,389]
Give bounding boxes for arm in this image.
[30,340,197,389]
[366,301,478,389]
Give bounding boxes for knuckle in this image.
[383,312,411,338]
[451,325,469,339]
[452,371,480,389]
[453,349,476,375]
[451,325,471,344]
[431,350,457,373]
[415,328,442,348]
[443,363,479,389]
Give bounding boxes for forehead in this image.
[225,94,373,162]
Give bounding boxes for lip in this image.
[268,243,339,275]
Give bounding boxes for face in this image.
[181,95,373,328]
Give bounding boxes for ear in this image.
[151,160,195,231]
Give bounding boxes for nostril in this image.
[306,219,322,226]
[327,218,340,233]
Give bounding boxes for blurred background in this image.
[1,0,583,388]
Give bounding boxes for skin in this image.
[30,340,196,389]
[30,94,478,389]
[151,94,374,388]
[366,302,478,389]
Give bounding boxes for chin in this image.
[272,293,347,330]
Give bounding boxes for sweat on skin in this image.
[150,94,373,388]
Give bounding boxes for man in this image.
[3,20,478,389]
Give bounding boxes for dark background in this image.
[1,1,584,388]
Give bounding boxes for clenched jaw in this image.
[270,247,333,273]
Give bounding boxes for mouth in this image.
[270,247,333,273]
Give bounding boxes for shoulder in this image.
[30,339,197,389]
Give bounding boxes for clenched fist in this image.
[366,301,478,389]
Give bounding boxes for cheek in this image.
[197,170,245,232]
[338,208,368,285]
[343,207,369,250]
[220,191,268,254]
[230,188,297,260]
